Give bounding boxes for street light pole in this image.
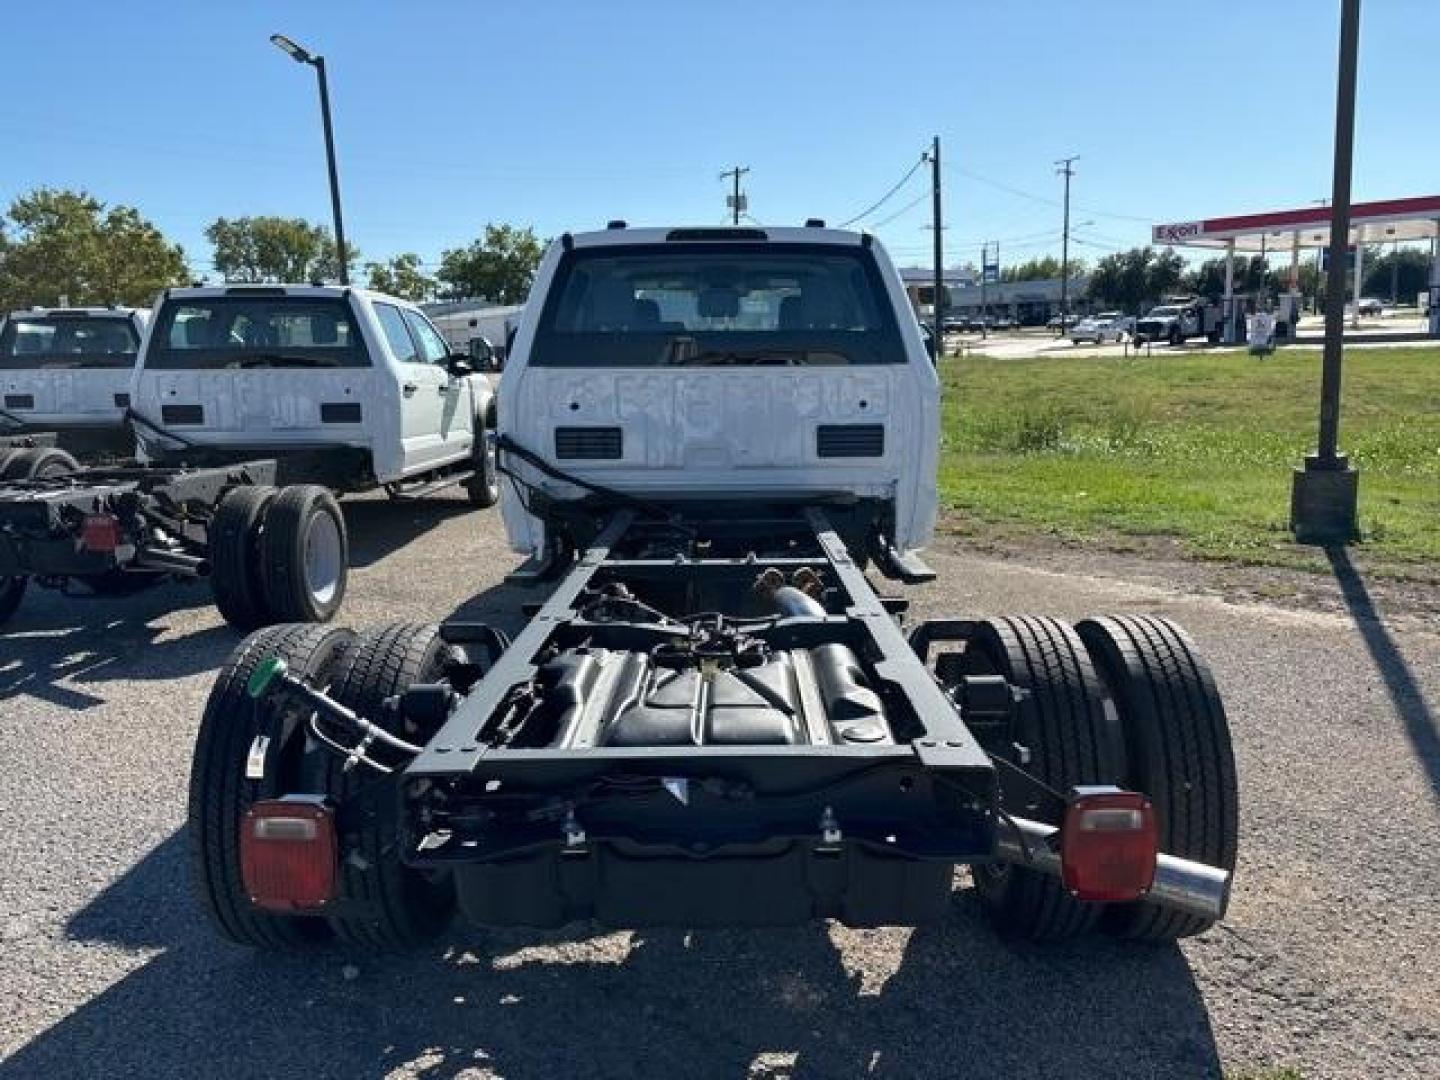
[1290,0,1361,543]
[271,34,350,285]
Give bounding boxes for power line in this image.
[871,189,931,228]
[946,163,1153,224]
[838,153,926,228]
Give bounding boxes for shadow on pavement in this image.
[1326,546,1440,808]
[0,589,236,710]
[4,829,1221,1080]
[344,496,476,569]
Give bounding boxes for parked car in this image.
[1357,297,1384,317]
[1046,313,1080,331]
[1070,311,1128,345]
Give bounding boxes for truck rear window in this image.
[0,316,139,369]
[145,297,370,369]
[531,244,906,367]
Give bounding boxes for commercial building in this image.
[898,267,1090,325]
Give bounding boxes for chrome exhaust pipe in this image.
[995,814,1231,923]
[133,547,211,578]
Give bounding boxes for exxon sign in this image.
[1153,221,1203,244]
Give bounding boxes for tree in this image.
[437,224,544,303]
[205,216,357,284]
[0,188,188,309]
[1085,246,1185,313]
[1362,247,1431,303]
[1185,255,1273,300]
[365,253,436,300]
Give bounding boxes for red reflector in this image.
[1060,786,1157,903]
[80,513,123,553]
[239,796,337,912]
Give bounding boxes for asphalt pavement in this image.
[1,494,1436,1079]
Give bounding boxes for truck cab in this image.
[497,225,939,563]
[130,284,499,500]
[0,306,149,457]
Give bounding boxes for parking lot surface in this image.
[1,495,1437,1079]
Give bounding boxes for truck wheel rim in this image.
[303,512,343,605]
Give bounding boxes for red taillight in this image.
[1060,786,1157,903]
[80,513,123,553]
[239,796,337,912]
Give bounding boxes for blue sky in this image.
[1,0,1434,277]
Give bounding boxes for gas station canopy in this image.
[1152,195,1440,253]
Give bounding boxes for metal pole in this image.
[930,136,943,349]
[980,242,988,339]
[1291,0,1361,545]
[314,56,349,285]
[1317,0,1359,462]
[1056,156,1077,330]
[732,168,741,225]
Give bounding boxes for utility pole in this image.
[925,136,943,350]
[720,166,750,225]
[1291,0,1361,544]
[1056,156,1078,331]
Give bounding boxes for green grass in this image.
[937,346,1440,573]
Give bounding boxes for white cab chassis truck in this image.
[189,226,1239,951]
[0,306,149,459]
[131,285,499,501]
[0,285,501,630]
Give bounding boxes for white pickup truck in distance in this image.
[130,284,500,505]
[0,306,149,458]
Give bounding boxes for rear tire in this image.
[1076,615,1239,940]
[1,447,79,480]
[318,622,459,950]
[259,485,348,623]
[0,575,25,624]
[465,423,500,508]
[209,485,279,630]
[188,624,354,950]
[966,616,1124,940]
[1168,326,1183,347]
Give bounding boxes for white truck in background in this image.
[424,303,524,369]
[0,306,150,458]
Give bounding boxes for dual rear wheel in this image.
[954,613,1238,942]
[209,484,348,630]
[188,622,458,951]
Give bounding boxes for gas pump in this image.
[1275,294,1300,340]
[1222,295,1248,345]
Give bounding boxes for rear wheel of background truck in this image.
[188,624,354,950]
[1168,326,1183,347]
[465,422,500,508]
[209,485,279,630]
[0,575,25,624]
[315,622,459,950]
[962,615,1124,940]
[259,485,348,624]
[0,447,79,480]
[1076,614,1238,941]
